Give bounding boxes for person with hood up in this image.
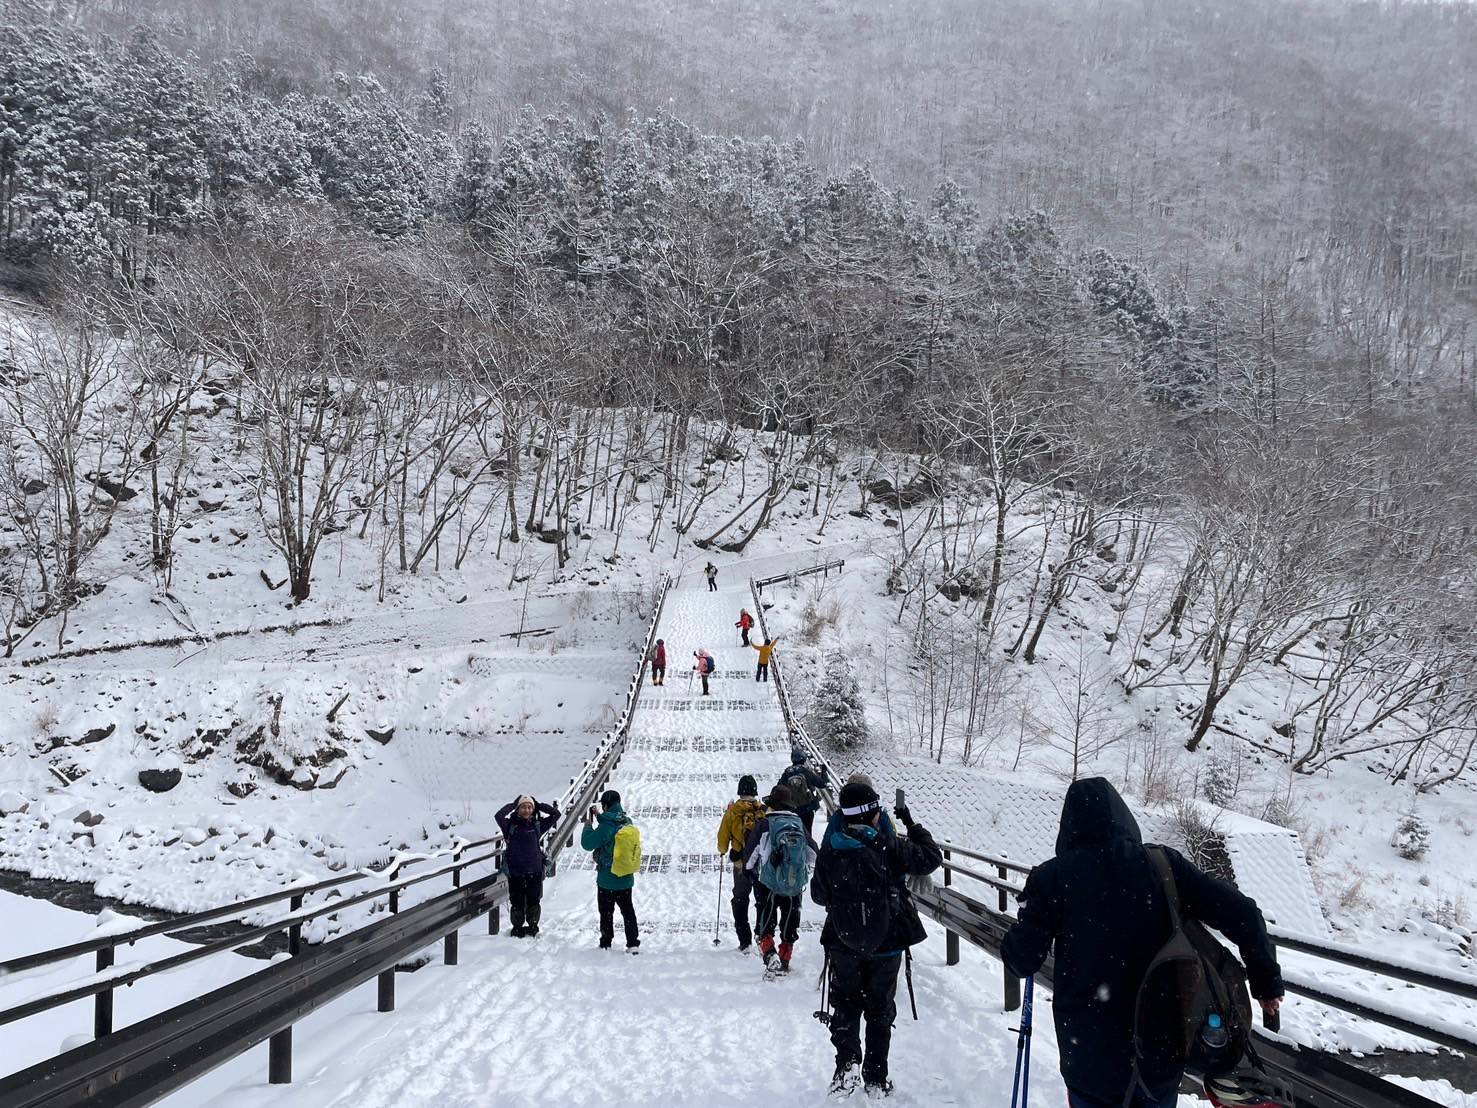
[743,782,819,975]
[580,788,641,951]
[649,638,667,686]
[704,562,719,591]
[779,746,829,837]
[716,773,766,951]
[811,780,943,1098]
[494,794,560,937]
[1001,778,1283,1108]
[736,607,755,646]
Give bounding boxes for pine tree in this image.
[807,651,870,752]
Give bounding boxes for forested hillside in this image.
[1,0,1474,799]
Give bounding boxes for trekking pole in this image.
[1009,974,1034,1108]
[712,861,725,946]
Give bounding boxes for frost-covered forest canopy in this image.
[0,0,1474,801]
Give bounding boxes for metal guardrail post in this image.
[268,1026,292,1084]
[944,851,959,967]
[445,854,463,966]
[288,894,303,956]
[379,877,400,1012]
[1000,862,1020,1012]
[94,947,114,1039]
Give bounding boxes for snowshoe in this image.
[1205,1072,1292,1108]
[863,1079,894,1099]
[828,1060,860,1098]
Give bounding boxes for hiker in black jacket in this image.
[811,781,943,1099]
[1001,778,1284,1108]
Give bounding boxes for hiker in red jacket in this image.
[649,638,667,685]
[736,608,755,646]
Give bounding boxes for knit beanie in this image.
[516,795,534,809]
[600,789,621,810]
[738,774,758,797]
[837,781,880,819]
[790,747,808,765]
[846,772,873,788]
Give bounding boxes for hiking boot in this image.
[737,942,752,954]
[779,941,794,971]
[828,1060,860,1098]
[863,1079,894,1099]
[526,925,539,937]
[762,947,782,974]
[510,926,526,938]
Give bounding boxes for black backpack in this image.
[1126,847,1255,1103]
[823,837,901,954]
[781,766,819,811]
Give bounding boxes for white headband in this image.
[841,801,879,816]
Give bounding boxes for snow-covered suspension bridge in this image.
[1,570,1474,1107]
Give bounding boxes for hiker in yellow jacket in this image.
[717,774,767,951]
[751,636,780,682]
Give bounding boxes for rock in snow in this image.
[138,767,183,793]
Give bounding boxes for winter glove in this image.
[894,805,914,830]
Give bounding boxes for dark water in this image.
[0,867,287,959]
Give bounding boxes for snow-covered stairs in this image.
[190,581,1057,1108]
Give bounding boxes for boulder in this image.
[0,790,29,816]
[138,767,183,793]
[366,727,395,745]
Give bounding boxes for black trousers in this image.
[740,627,751,646]
[730,862,757,947]
[508,873,544,932]
[707,577,717,591]
[828,949,901,1084]
[597,886,640,948]
[700,673,710,696]
[756,661,770,682]
[754,883,801,945]
[651,664,665,684]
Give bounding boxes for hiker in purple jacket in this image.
[495,795,560,937]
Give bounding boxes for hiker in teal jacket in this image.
[581,788,641,950]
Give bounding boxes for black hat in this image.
[837,781,880,819]
[764,783,795,811]
[600,789,621,810]
[738,774,758,797]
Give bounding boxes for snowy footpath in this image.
[165,583,1067,1107]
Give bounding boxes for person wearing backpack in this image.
[1000,778,1283,1108]
[780,747,829,836]
[494,795,560,937]
[649,638,667,686]
[811,780,943,1098]
[743,783,818,976]
[693,649,715,696]
[580,788,641,952]
[716,774,766,951]
[750,635,780,682]
[704,562,719,592]
[736,607,755,646]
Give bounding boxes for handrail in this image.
[751,573,1460,1108]
[0,573,673,1100]
[1267,925,1477,1002]
[754,558,845,593]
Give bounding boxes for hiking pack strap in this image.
[904,948,918,1021]
[1147,845,1183,931]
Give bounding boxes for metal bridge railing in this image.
[749,570,1474,1108]
[0,574,672,1106]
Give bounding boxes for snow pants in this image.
[508,873,543,933]
[707,577,718,591]
[740,626,751,646]
[754,883,801,946]
[755,661,770,682]
[730,861,757,948]
[651,664,665,685]
[827,949,901,1084]
[597,886,640,949]
[1068,1088,1180,1108]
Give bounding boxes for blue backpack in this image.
[759,811,810,897]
